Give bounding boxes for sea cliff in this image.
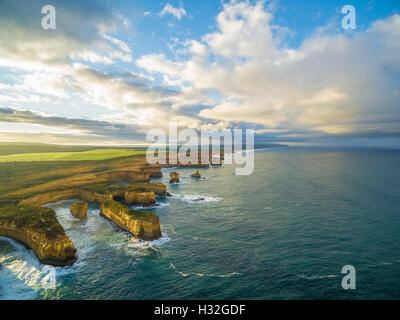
[18,182,169,207]
[100,200,162,240]
[124,191,156,206]
[0,205,77,266]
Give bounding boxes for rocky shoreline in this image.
[0,151,223,267]
[0,205,77,266]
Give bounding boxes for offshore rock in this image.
[170,172,180,184]
[100,200,162,240]
[191,170,201,179]
[124,191,156,206]
[70,201,88,219]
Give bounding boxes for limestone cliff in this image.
[127,183,168,196]
[124,191,156,206]
[70,201,88,219]
[19,182,169,207]
[19,188,104,206]
[142,166,163,178]
[0,205,77,266]
[100,200,162,240]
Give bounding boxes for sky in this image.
[0,0,399,147]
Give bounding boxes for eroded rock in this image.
[124,191,156,206]
[170,172,180,184]
[100,200,162,240]
[0,205,77,266]
[70,201,88,219]
[191,170,201,179]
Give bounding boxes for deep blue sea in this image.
[1,149,400,299]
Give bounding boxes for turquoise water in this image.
[1,149,400,299]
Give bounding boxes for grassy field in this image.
[0,143,98,156]
[0,148,146,162]
[0,144,151,200]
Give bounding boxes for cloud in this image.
[0,0,204,136]
[0,0,134,70]
[0,107,146,144]
[136,1,400,145]
[160,4,187,21]
[1,0,399,147]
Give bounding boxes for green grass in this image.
[0,148,146,162]
[0,204,66,239]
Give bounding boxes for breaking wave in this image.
[170,263,239,278]
[297,274,339,280]
[0,237,77,300]
[130,202,170,210]
[172,194,223,204]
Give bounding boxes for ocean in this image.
[1,149,400,299]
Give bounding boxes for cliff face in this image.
[142,166,163,179]
[127,183,168,196]
[124,191,156,206]
[100,200,162,240]
[19,188,104,206]
[19,182,169,207]
[0,205,77,266]
[70,201,88,219]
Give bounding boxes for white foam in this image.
[0,237,77,300]
[172,194,223,204]
[169,177,189,185]
[127,234,171,250]
[130,202,170,210]
[170,263,239,278]
[297,274,339,280]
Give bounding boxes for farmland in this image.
[0,148,147,162]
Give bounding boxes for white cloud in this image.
[160,4,187,21]
[1,0,400,146]
[137,1,400,137]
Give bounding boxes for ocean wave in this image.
[171,194,223,204]
[170,263,239,278]
[127,235,171,251]
[0,237,77,300]
[169,178,189,185]
[297,274,339,280]
[130,202,170,210]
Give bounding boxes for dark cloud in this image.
[0,107,146,142]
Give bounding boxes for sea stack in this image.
[170,172,180,184]
[100,200,162,240]
[191,170,201,179]
[70,201,88,219]
[124,191,156,206]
